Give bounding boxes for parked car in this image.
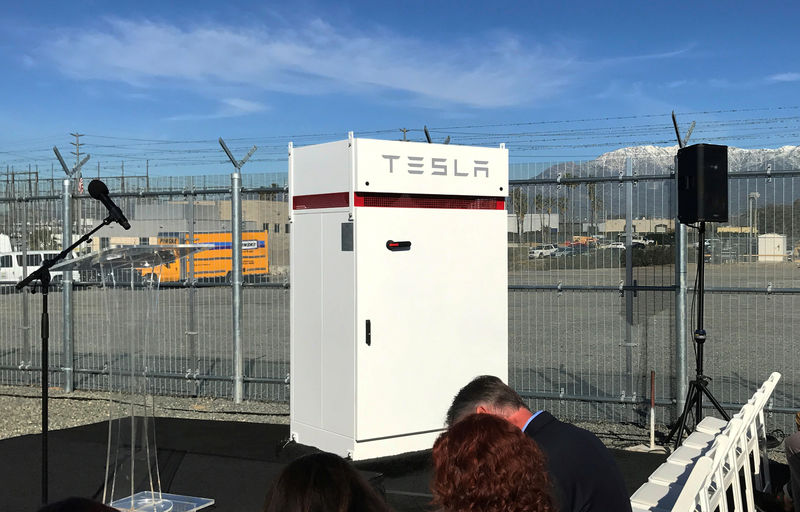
[601,241,626,250]
[553,246,576,258]
[529,244,557,259]
[611,237,652,248]
[633,236,656,246]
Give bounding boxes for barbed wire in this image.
[1,106,798,176]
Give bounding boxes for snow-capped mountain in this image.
[520,145,800,219]
[593,144,800,173]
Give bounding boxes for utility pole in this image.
[69,133,85,238]
[69,133,85,191]
[53,142,89,244]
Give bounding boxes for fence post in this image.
[675,159,688,418]
[624,158,634,399]
[231,172,244,403]
[218,138,256,403]
[21,200,32,369]
[62,179,74,392]
[186,178,199,395]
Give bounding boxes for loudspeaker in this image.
[677,143,728,224]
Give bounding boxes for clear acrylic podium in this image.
[53,246,214,512]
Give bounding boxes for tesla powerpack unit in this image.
[289,133,508,460]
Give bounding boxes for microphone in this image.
[88,179,131,230]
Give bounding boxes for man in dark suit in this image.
[446,375,632,512]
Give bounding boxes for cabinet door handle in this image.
[386,240,411,251]
[366,320,371,346]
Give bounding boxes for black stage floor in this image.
[1,417,670,512]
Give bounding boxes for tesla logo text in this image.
[382,155,489,177]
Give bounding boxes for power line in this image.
[1,108,798,174]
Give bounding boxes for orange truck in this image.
[142,231,268,282]
[571,235,599,246]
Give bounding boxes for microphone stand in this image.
[16,215,114,505]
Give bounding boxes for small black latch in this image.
[366,320,371,346]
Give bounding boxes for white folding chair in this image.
[671,455,713,512]
[696,415,727,436]
[648,459,693,486]
[700,433,736,512]
[747,372,781,492]
[721,415,752,512]
[629,480,678,511]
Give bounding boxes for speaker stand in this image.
[665,222,730,449]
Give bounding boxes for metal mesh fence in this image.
[507,157,677,425]
[0,197,66,391]
[699,169,800,428]
[0,160,798,431]
[506,153,800,432]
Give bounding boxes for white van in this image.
[0,251,80,285]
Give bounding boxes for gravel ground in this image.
[0,383,789,466]
[0,385,289,441]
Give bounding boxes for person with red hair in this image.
[431,413,556,512]
[445,375,631,512]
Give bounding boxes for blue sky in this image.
[0,1,798,176]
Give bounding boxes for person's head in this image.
[37,497,117,512]
[264,451,391,512]
[432,413,555,512]
[445,375,528,427]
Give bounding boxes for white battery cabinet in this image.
[289,135,508,460]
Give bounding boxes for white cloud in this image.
[38,18,579,109]
[221,98,268,114]
[165,97,268,121]
[768,72,800,83]
[597,45,694,66]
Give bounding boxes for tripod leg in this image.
[666,382,700,449]
[674,385,699,450]
[666,408,686,442]
[697,381,731,421]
